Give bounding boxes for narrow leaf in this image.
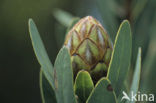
[40,70,56,103]
[54,46,76,103]
[28,19,54,88]
[127,48,141,103]
[107,20,132,96]
[74,70,94,103]
[87,78,117,103]
[53,9,73,27]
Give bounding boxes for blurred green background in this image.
[0,0,156,103]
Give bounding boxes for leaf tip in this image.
[121,20,131,28]
[122,19,130,24]
[28,18,36,34]
[138,47,142,54]
[28,18,33,26]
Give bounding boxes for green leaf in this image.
[28,19,55,88]
[74,70,94,103]
[53,9,74,27]
[107,20,132,96]
[40,70,56,103]
[54,46,76,103]
[87,78,117,103]
[126,48,141,103]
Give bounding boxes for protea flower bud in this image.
[64,16,113,83]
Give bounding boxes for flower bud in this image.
[64,16,113,83]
